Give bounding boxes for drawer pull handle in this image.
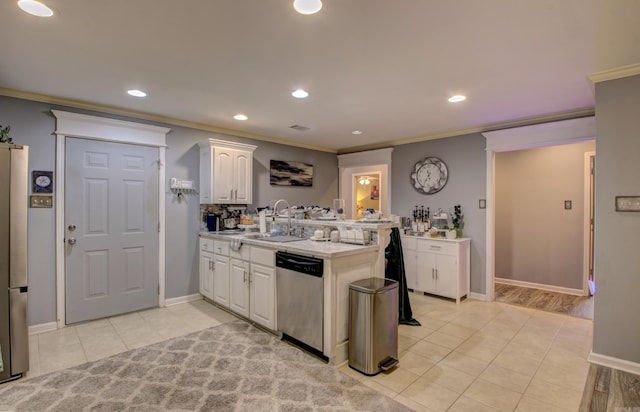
[430,245,441,250]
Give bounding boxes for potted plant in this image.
[451,204,463,238]
[0,125,12,144]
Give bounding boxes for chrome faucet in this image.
[272,199,291,236]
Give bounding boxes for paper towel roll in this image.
[259,210,267,234]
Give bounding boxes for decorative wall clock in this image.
[410,157,448,194]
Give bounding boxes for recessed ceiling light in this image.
[127,89,147,97]
[448,95,467,103]
[352,130,363,135]
[292,89,309,99]
[233,114,248,121]
[17,0,54,17]
[293,0,322,15]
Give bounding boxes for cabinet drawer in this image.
[251,247,274,267]
[401,236,417,251]
[230,244,250,260]
[213,240,229,256]
[200,237,214,253]
[417,240,457,255]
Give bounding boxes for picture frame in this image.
[32,170,54,193]
[270,160,313,187]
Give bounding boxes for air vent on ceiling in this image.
[289,124,310,131]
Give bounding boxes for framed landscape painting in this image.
[270,160,313,186]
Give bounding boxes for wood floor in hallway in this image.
[495,282,594,319]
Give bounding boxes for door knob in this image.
[68,237,77,245]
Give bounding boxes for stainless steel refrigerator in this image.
[0,143,29,383]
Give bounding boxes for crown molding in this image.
[589,63,640,84]
[337,108,595,154]
[0,87,337,154]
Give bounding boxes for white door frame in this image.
[482,117,596,301]
[337,148,393,219]
[52,110,170,328]
[584,151,596,295]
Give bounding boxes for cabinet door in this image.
[250,264,276,330]
[213,147,234,203]
[234,151,252,204]
[212,254,230,307]
[434,254,458,299]
[229,259,250,317]
[199,146,213,204]
[403,248,418,290]
[199,251,214,300]
[416,251,437,293]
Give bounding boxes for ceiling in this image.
[1,1,639,153]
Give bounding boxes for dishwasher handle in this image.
[276,251,324,276]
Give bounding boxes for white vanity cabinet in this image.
[402,236,470,303]
[199,138,257,204]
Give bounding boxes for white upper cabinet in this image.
[199,138,257,204]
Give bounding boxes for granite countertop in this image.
[199,231,379,259]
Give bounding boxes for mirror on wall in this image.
[354,174,380,219]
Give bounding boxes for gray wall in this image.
[391,133,487,295]
[593,74,640,364]
[0,95,338,326]
[495,142,595,289]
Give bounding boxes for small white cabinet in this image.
[199,138,256,204]
[211,240,230,307]
[402,236,470,303]
[199,238,215,300]
[248,247,276,330]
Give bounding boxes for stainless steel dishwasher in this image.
[276,251,324,356]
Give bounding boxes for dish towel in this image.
[230,236,243,252]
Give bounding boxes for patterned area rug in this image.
[0,321,411,412]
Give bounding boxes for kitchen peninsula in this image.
[199,219,394,366]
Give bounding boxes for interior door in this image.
[65,138,159,324]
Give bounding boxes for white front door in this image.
[65,138,159,324]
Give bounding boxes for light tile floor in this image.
[339,292,593,412]
[26,299,238,378]
[24,293,592,412]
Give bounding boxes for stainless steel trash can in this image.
[348,277,399,375]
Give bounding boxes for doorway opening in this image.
[354,173,380,219]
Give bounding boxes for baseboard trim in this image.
[469,292,487,301]
[164,293,203,307]
[588,352,640,376]
[29,321,58,335]
[495,277,585,296]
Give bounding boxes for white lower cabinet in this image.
[199,238,215,300]
[199,251,214,300]
[402,236,470,303]
[199,237,276,330]
[249,263,276,330]
[212,254,230,307]
[229,258,250,317]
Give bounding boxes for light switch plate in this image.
[615,196,640,212]
[30,195,53,208]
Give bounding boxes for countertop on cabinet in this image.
[199,231,379,259]
[401,234,471,243]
